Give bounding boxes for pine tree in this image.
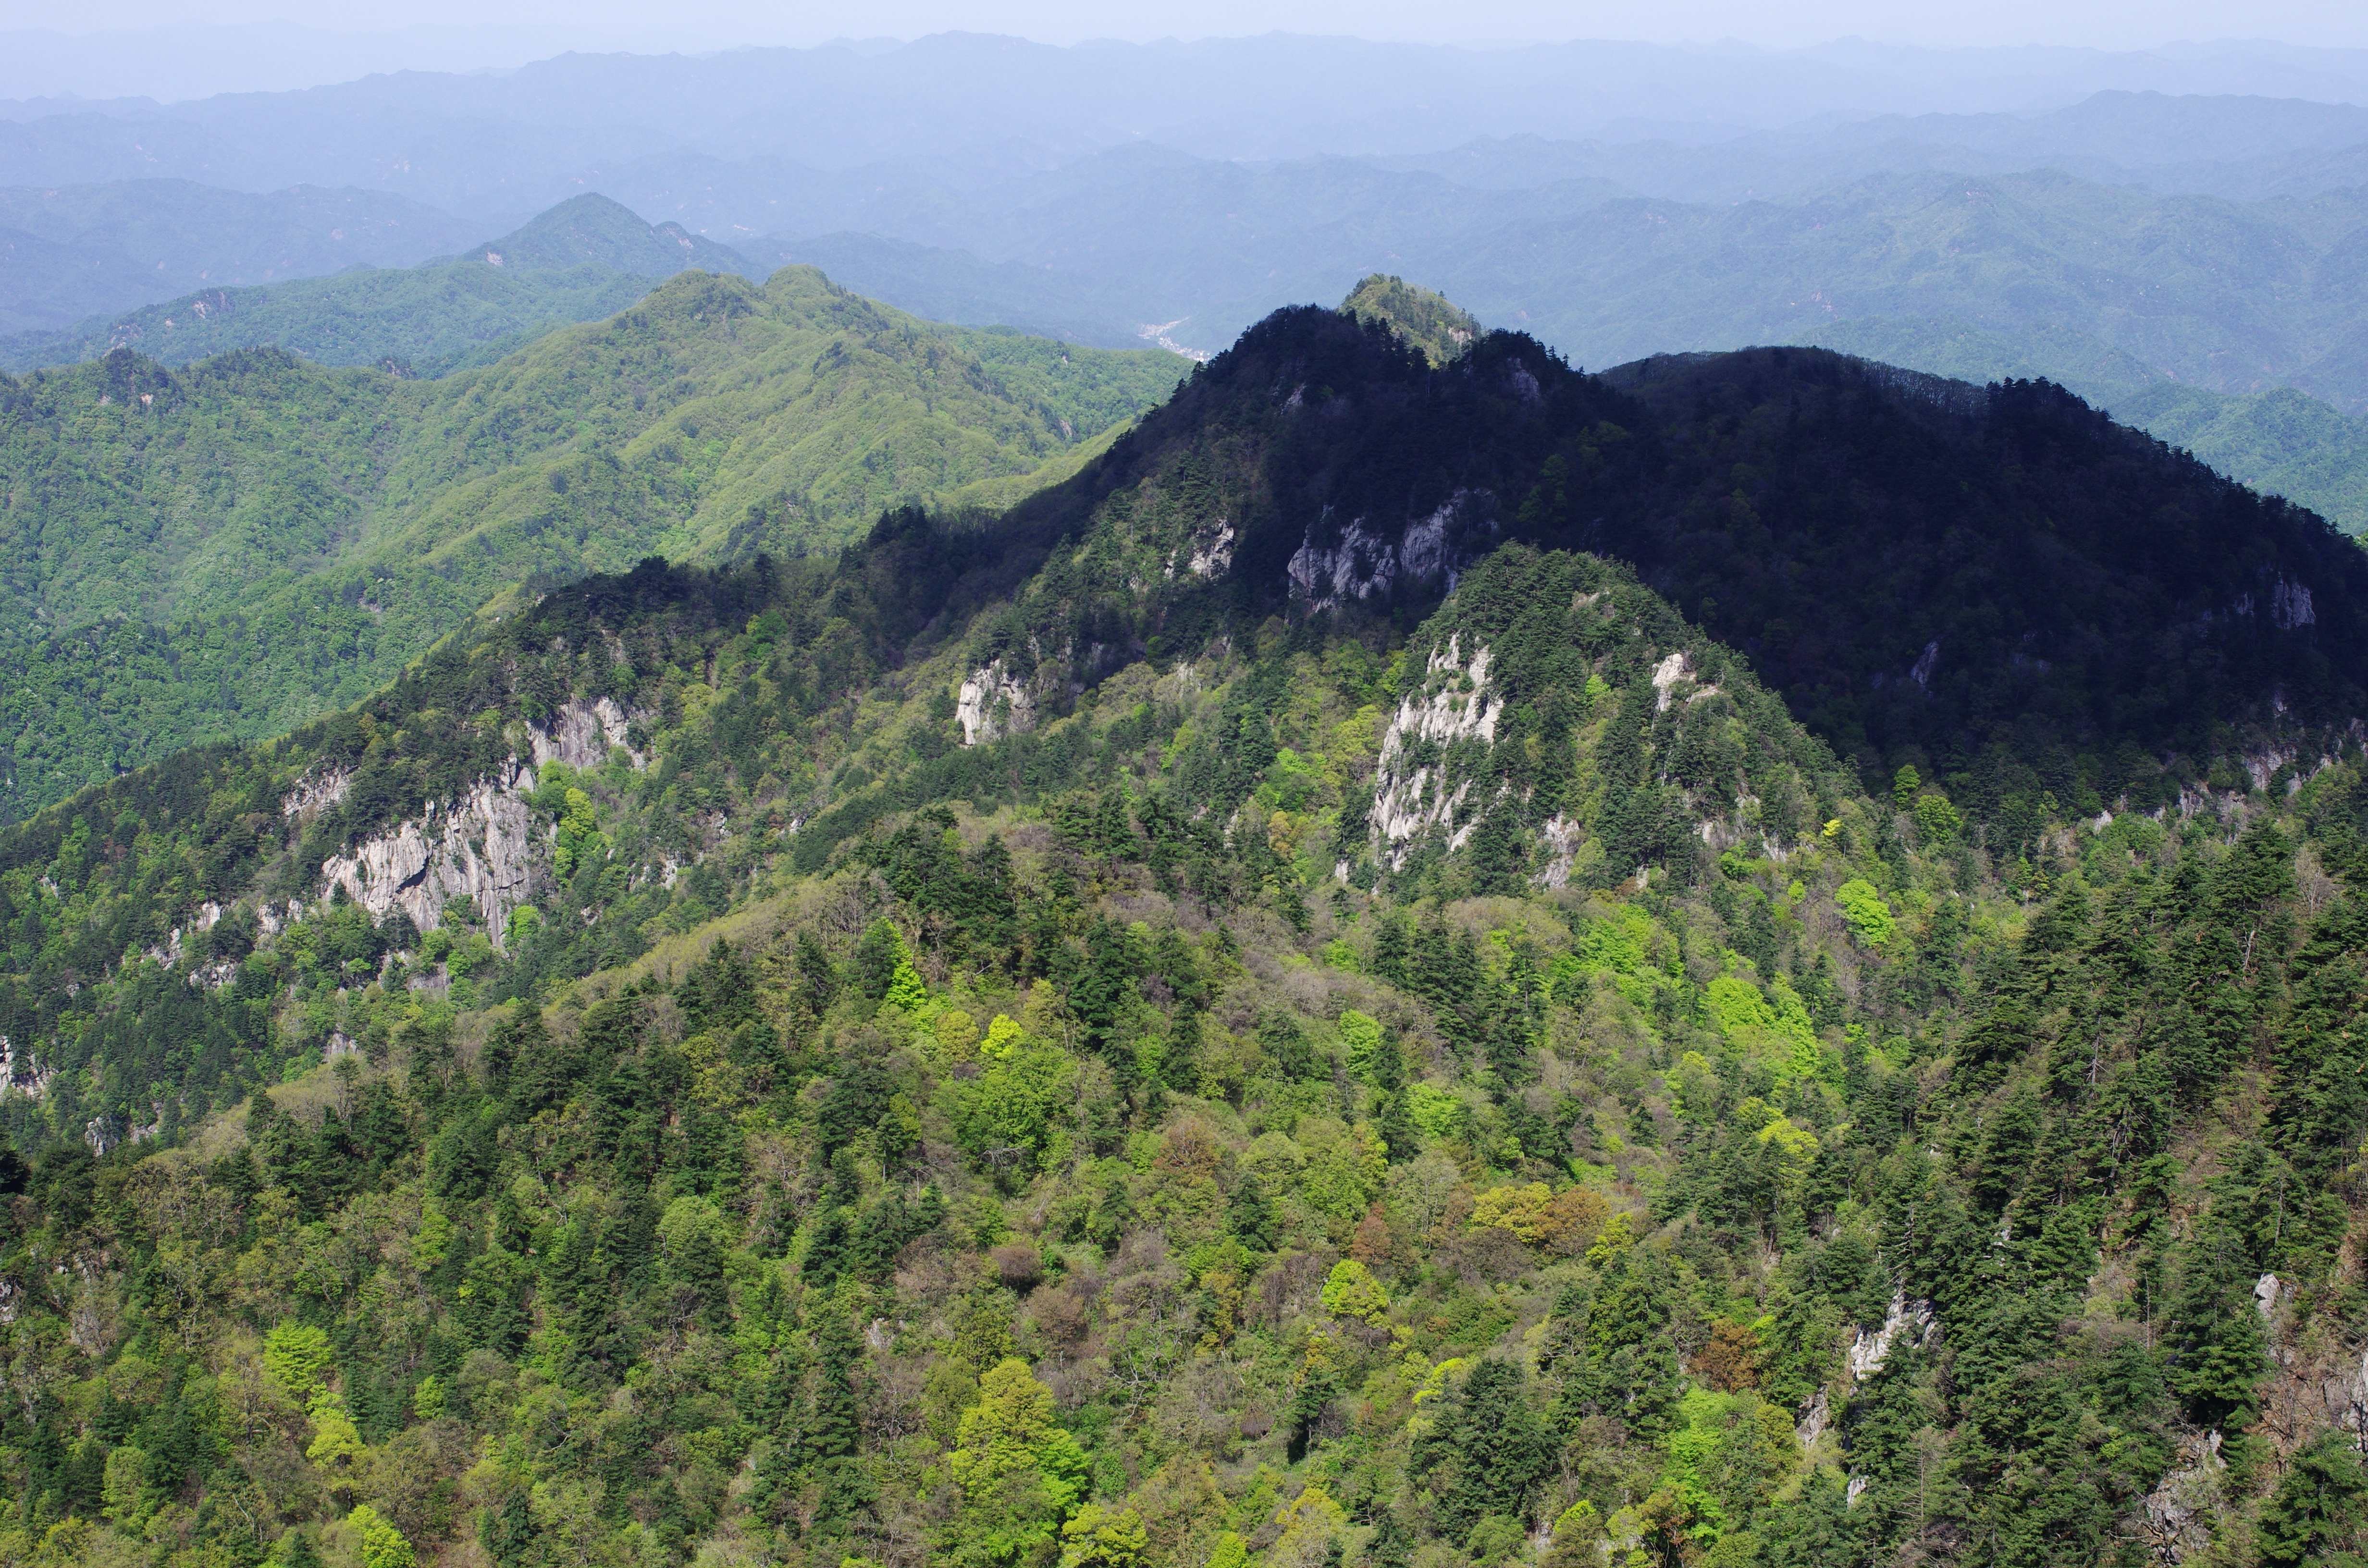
[2258,1430,2368,1568]
[808,1303,871,1519]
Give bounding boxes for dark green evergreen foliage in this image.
[1413,1359,1553,1533]
[2258,1430,2368,1568]
[995,301,2368,821]
[851,919,910,1001]
[1584,352,2368,815]
[1228,1172,1277,1252]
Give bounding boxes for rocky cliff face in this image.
[1368,632,1500,870]
[529,695,642,770]
[1286,489,1490,613]
[956,659,1037,746]
[318,761,539,945]
[290,698,644,950]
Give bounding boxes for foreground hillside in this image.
[7,299,2368,1564]
[0,266,1185,819]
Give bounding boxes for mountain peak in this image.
[1340,272,1481,367]
[446,192,756,279]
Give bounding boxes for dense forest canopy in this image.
[5,287,2368,1568]
[0,266,1186,821]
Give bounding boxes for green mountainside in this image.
[0,267,1188,818]
[986,305,2368,835]
[8,295,2368,1568]
[0,195,760,379]
[2111,382,2368,534]
[0,265,656,379]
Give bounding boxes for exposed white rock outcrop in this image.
[957,659,1036,747]
[1167,521,1235,579]
[282,768,352,819]
[1795,1388,1830,1448]
[144,900,225,968]
[1845,1292,1934,1382]
[1651,651,1688,711]
[1536,815,1587,889]
[317,760,539,948]
[1368,634,1499,869]
[2272,576,2315,629]
[0,1034,55,1100]
[2136,1433,2225,1561]
[1286,490,1484,612]
[530,696,644,770]
[1649,650,1722,713]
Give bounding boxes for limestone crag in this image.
[281,768,352,820]
[530,696,645,770]
[1369,633,1499,869]
[318,760,539,948]
[1285,489,1488,612]
[0,1033,55,1100]
[957,659,1037,747]
[1166,520,1235,580]
[284,699,647,950]
[1535,815,1588,889]
[143,899,225,968]
[1651,650,1718,712]
[1845,1292,1935,1382]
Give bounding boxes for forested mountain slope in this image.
[7,407,2368,1566]
[0,194,760,379]
[0,266,1186,819]
[983,301,2368,838]
[1788,318,2368,535]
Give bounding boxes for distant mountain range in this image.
[4,52,2368,537]
[0,194,755,374]
[0,179,483,334]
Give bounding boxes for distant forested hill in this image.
[0,266,1187,817]
[0,193,757,377]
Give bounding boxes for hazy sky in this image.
[9,0,2368,52]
